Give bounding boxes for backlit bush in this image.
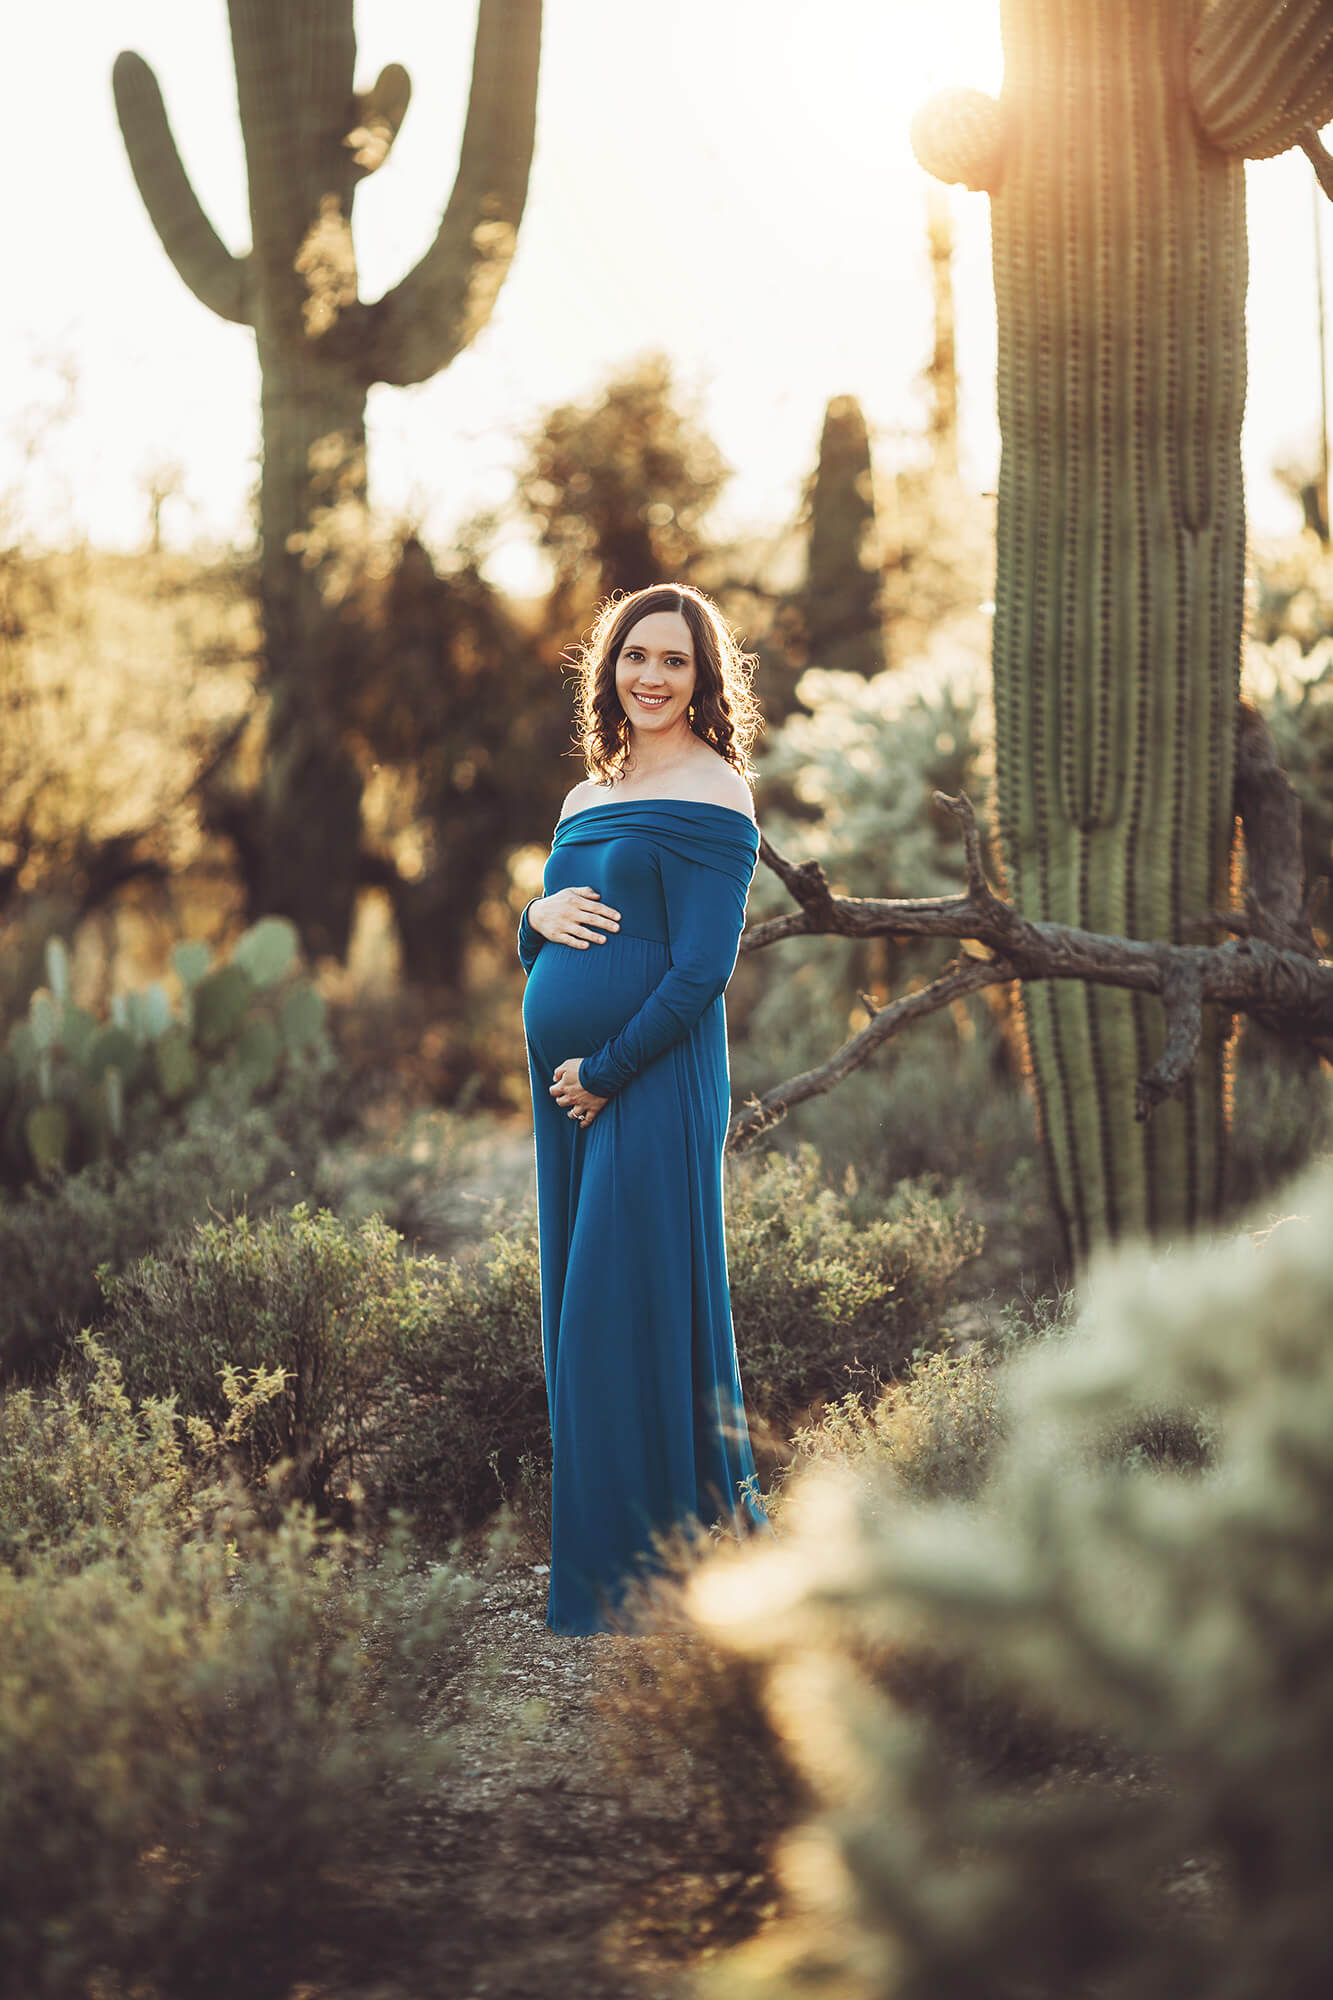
[690,1165,1333,2000]
[726,1145,983,1429]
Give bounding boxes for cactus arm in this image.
[358,0,542,387]
[112,52,250,327]
[1303,125,1333,199]
[347,63,412,178]
[1190,0,1333,158]
[911,89,1010,193]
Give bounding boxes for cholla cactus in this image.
[693,1162,1333,1999]
[113,2,542,956]
[910,0,1333,1253]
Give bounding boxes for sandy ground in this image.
[337,1559,773,2000]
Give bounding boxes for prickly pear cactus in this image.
[0,922,327,1189]
[912,0,1333,1253]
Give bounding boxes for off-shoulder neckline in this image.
[556,797,758,829]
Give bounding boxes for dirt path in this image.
[363,1560,771,2000]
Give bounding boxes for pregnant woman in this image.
[517,583,769,1636]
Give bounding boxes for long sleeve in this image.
[578,850,750,1099]
[517,898,545,974]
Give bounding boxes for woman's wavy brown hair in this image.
[572,584,763,784]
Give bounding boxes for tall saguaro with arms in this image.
[912,0,1333,1254]
[114,1,542,957]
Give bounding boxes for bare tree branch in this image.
[730,790,1333,1151]
[728,951,1011,1151]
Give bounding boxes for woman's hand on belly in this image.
[529,886,621,948]
[550,1057,609,1128]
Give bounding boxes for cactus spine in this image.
[912,0,1333,1254]
[113,2,542,958]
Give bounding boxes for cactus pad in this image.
[173,941,212,988]
[25,1104,69,1176]
[280,985,326,1052]
[192,966,255,1052]
[233,1019,281,1092]
[231,917,298,990]
[154,1025,201,1104]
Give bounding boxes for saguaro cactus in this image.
[912,0,1333,1254]
[803,396,887,677]
[114,1,542,957]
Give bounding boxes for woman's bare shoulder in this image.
[688,756,756,821]
[557,778,604,823]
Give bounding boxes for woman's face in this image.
[614,610,697,735]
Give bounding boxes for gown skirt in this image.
[518,799,770,1635]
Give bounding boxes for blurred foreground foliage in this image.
[669,1165,1333,2000]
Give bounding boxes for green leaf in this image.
[60,1006,96,1064]
[142,982,172,1040]
[44,936,70,1007]
[7,1022,36,1077]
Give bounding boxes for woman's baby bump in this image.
[522,928,668,1060]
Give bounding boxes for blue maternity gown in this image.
[518,798,769,1636]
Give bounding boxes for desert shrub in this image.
[368,1215,548,1535]
[775,1343,1003,1514]
[0,1336,480,2000]
[311,1102,535,1257]
[726,1145,982,1429]
[0,1080,329,1384]
[98,1202,548,1535]
[0,1515,477,2000]
[0,1331,283,1575]
[687,1163,1333,2000]
[98,1204,441,1515]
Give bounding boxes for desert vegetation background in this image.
[7,2,1333,1997]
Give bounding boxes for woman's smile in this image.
[615,609,697,728]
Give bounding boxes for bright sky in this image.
[5,1,1329,591]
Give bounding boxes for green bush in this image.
[726,1145,983,1429]
[0,1339,480,2000]
[368,1215,549,1535]
[0,1518,477,2000]
[94,1144,982,1540]
[0,1331,283,1575]
[689,1164,1333,2000]
[98,1203,549,1535]
[98,1204,442,1515]
[775,1343,1003,1513]
[0,1076,329,1385]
